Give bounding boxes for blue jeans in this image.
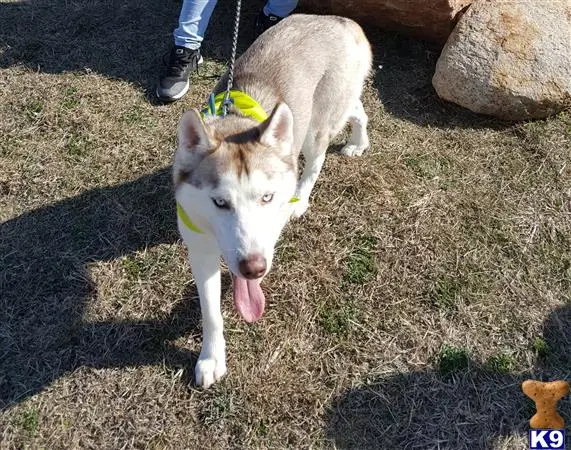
[174,0,298,49]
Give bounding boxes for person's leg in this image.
[263,0,297,18]
[254,0,297,38]
[157,0,218,101]
[174,0,218,50]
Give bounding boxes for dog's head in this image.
[173,104,298,321]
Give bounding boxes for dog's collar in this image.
[177,201,205,234]
[200,90,269,123]
[177,197,301,235]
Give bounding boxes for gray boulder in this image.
[433,0,571,120]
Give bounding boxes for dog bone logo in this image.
[522,379,569,429]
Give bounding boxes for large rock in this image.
[299,0,472,43]
[433,0,571,120]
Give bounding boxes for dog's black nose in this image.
[239,254,267,279]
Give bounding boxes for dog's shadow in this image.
[0,168,232,408]
[326,305,571,449]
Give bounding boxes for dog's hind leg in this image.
[340,99,369,157]
[292,131,330,218]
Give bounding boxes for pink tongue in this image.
[232,276,266,323]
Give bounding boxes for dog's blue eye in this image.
[212,198,229,209]
[262,193,274,203]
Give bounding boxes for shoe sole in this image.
[156,55,204,102]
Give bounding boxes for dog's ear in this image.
[177,109,215,153]
[259,103,294,147]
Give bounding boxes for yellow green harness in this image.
[200,90,269,122]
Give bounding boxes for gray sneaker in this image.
[156,46,203,102]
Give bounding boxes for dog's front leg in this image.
[186,236,226,389]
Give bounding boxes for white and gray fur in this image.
[211,14,372,215]
[174,14,372,388]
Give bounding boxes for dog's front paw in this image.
[291,198,310,218]
[340,143,368,157]
[195,352,227,389]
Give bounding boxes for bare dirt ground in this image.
[1,0,570,448]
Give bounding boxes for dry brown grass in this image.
[1,1,570,449]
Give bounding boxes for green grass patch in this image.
[18,408,39,434]
[533,338,550,357]
[25,100,44,121]
[121,253,154,280]
[62,87,80,109]
[255,419,270,437]
[66,132,91,157]
[438,345,470,377]
[119,249,180,282]
[485,353,516,374]
[201,389,237,426]
[344,236,377,285]
[404,154,452,178]
[429,277,461,311]
[404,153,455,190]
[123,107,155,128]
[319,300,356,336]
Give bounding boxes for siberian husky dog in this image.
[174,14,372,388]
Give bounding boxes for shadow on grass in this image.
[0,0,264,94]
[364,27,511,131]
[0,1,501,129]
[0,168,231,408]
[326,305,571,449]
